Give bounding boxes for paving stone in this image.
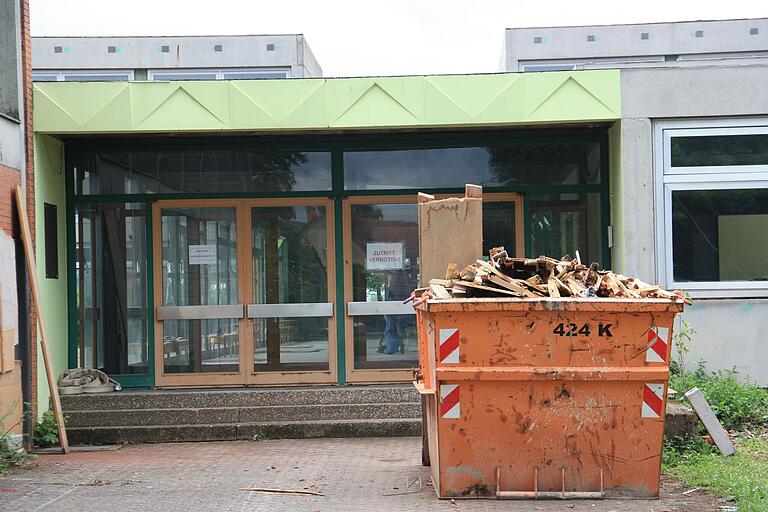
[0,438,720,512]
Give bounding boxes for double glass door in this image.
[153,199,336,387]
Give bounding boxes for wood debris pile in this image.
[408,247,691,305]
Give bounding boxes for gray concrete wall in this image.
[505,18,768,71]
[612,118,656,283]
[622,62,768,118]
[297,35,322,78]
[676,300,768,386]
[32,34,312,76]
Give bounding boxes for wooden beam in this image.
[15,185,69,453]
[685,387,736,456]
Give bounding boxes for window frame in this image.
[33,69,135,82]
[654,118,768,298]
[148,67,291,81]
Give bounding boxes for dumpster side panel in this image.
[436,380,667,498]
[425,302,679,499]
[433,310,676,369]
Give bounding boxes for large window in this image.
[32,70,134,82]
[344,141,601,190]
[656,120,768,297]
[148,68,290,81]
[72,149,332,195]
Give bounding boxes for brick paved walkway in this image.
[1,438,720,511]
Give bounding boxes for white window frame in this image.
[148,67,291,81]
[33,69,135,82]
[654,118,768,298]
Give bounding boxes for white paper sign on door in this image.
[188,244,217,265]
[366,242,404,270]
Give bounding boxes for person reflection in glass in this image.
[383,270,411,355]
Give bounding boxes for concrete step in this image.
[64,402,422,428]
[61,385,419,411]
[65,418,422,445]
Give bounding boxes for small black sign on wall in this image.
[44,202,58,279]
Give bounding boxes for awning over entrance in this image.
[33,70,620,135]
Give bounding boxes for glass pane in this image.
[72,150,331,195]
[351,203,419,369]
[483,201,518,257]
[252,205,329,371]
[528,193,603,265]
[344,141,601,190]
[151,73,218,81]
[353,315,418,370]
[75,203,148,374]
[671,135,768,167]
[161,207,239,373]
[672,189,768,282]
[221,71,289,80]
[163,319,239,373]
[32,73,59,82]
[63,74,130,82]
[253,317,328,370]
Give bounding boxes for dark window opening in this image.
[44,203,59,279]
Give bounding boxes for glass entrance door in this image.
[343,194,523,383]
[245,199,336,385]
[154,202,245,387]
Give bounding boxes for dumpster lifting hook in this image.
[495,466,604,500]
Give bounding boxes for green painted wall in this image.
[34,134,68,417]
[33,71,620,134]
[608,121,623,273]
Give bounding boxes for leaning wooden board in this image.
[15,185,69,453]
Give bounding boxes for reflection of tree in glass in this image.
[243,151,307,192]
[488,144,590,185]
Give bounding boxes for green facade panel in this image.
[34,71,620,134]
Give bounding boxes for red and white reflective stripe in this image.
[439,328,460,364]
[440,384,460,419]
[646,326,670,363]
[642,383,665,418]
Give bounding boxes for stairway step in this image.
[64,402,422,428]
[66,418,422,445]
[61,385,419,411]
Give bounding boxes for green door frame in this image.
[64,127,611,388]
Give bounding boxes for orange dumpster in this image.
[414,297,684,499]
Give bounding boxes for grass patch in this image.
[669,363,768,431]
[665,362,768,511]
[664,435,768,512]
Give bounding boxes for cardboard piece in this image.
[418,184,483,286]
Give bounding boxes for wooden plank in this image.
[685,387,736,456]
[15,186,69,453]
[485,275,527,296]
[429,283,452,299]
[546,278,560,298]
[458,280,521,297]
